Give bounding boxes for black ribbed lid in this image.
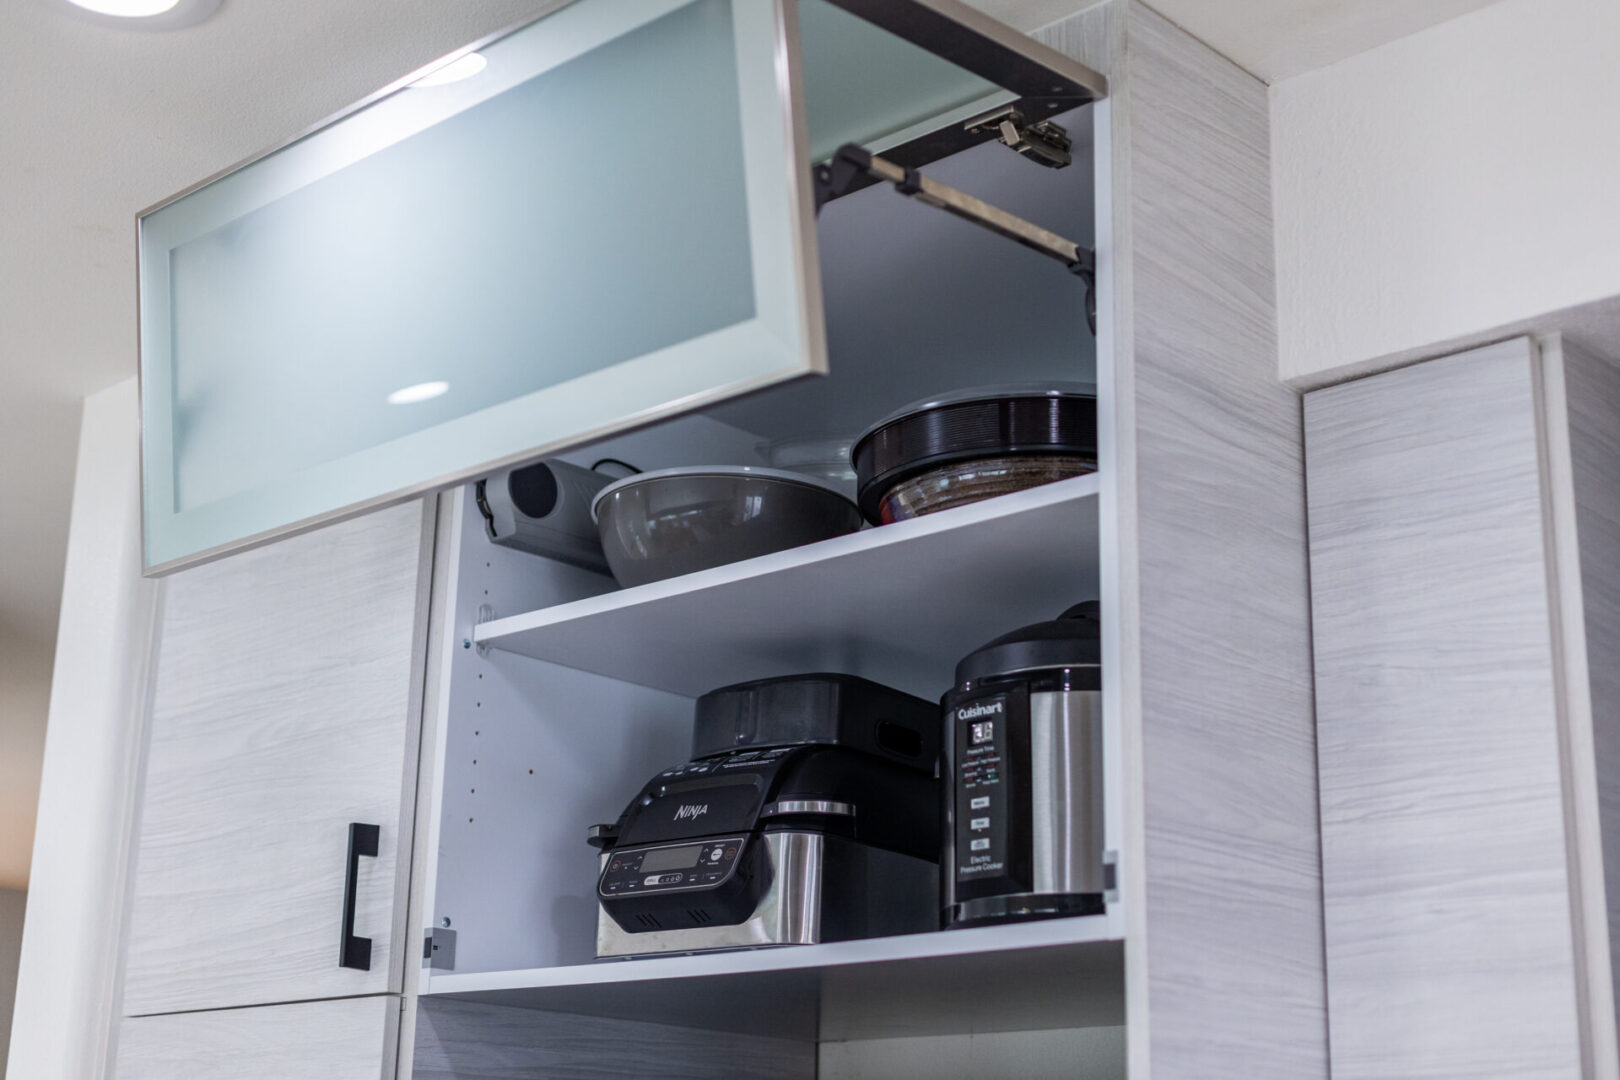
[955,601,1101,687]
[851,386,1098,525]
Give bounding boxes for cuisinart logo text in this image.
[956,701,1005,722]
[673,803,709,822]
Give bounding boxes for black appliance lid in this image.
[850,384,1098,524]
[692,672,938,770]
[955,601,1101,686]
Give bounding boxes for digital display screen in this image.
[971,720,996,745]
[640,844,703,872]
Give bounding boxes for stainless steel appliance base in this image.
[596,831,937,959]
[947,891,1105,929]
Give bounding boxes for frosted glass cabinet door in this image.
[138,0,823,573]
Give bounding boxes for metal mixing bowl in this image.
[591,466,864,587]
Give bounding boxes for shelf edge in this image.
[474,474,1101,646]
[421,912,1124,998]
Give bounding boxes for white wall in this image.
[0,887,24,1079]
[0,631,48,889]
[7,380,156,1080]
[1271,0,1620,385]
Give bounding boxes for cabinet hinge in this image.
[1102,850,1120,904]
[423,927,457,970]
[964,105,1073,170]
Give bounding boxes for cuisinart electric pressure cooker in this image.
[943,601,1106,928]
[588,674,940,958]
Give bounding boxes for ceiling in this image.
[0,0,1505,889]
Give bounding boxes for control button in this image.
[970,816,990,830]
[723,846,737,860]
[644,873,684,886]
[609,860,621,871]
[970,796,990,810]
[703,872,722,882]
[970,838,991,851]
[708,849,723,863]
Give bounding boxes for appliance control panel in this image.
[948,687,1032,900]
[654,746,795,780]
[954,695,1011,883]
[598,837,746,898]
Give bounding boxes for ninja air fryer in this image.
[943,601,1106,928]
[588,673,941,958]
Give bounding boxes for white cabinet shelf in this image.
[473,475,1101,699]
[423,916,1123,1041]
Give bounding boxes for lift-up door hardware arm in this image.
[814,143,1097,333]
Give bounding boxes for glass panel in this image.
[140,0,820,571]
[797,0,1014,162]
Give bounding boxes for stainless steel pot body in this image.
[943,684,1105,928]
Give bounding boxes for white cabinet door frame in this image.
[121,500,435,1016]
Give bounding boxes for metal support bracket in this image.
[814,143,1097,334]
[1102,849,1120,904]
[965,105,1073,170]
[472,602,495,658]
[423,926,457,970]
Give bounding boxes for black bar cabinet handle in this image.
[339,822,380,970]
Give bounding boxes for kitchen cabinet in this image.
[1304,334,1620,1077]
[116,996,400,1080]
[396,3,1324,1079]
[109,1,1324,1077]
[120,500,434,1017]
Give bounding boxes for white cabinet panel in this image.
[1557,336,1620,1053]
[122,501,431,1016]
[116,996,398,1080]
[1305,338,1585,1078]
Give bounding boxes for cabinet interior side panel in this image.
[1562,338,1620,1030]
[430,492,694,975]
[1304,339,1583,1078]
[411,996,813,1080]
[1118,5,1327,1077]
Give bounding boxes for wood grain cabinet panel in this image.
[1037,5,1329,1077]
[116,996,399,1080]
[122,501,432,1016]
[1305,338,1586,1079]
[1563,337,1620,1023]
